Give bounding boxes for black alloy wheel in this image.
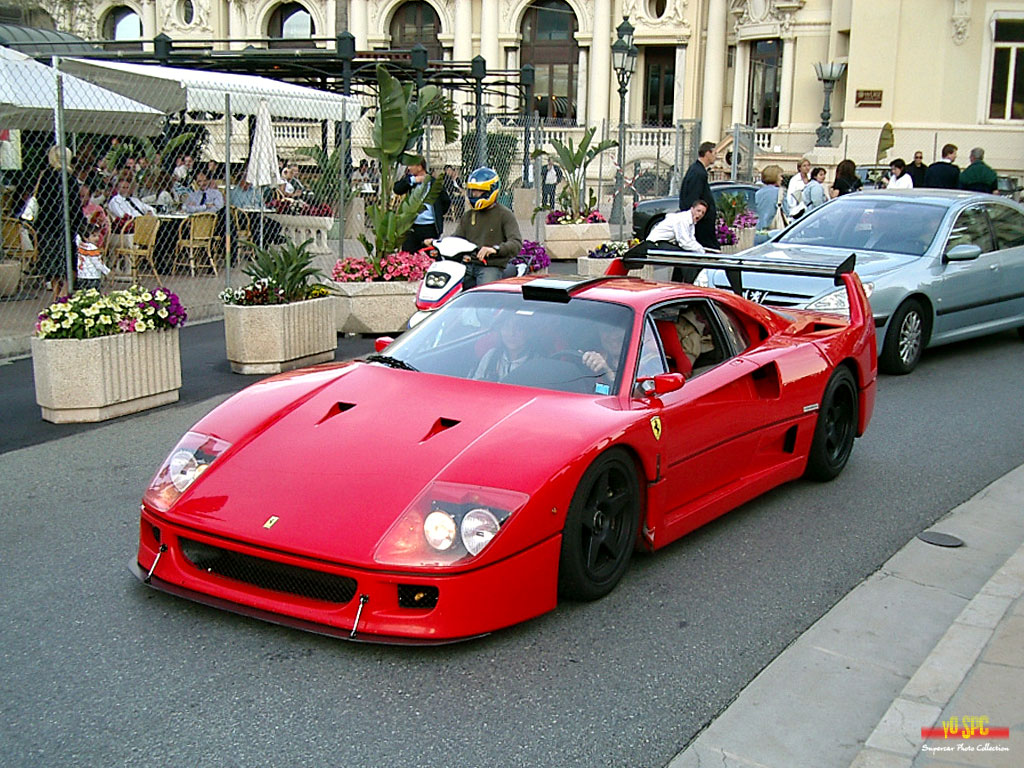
[558,448,641,601]
[805,367,859,481]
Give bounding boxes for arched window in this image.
[26,8,56,28]
[520,0,579,122]
[389,1,443,61]
[101,6,142,50]
[268,3,315,49]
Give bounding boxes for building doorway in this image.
[643,47,675,126]
[520,0,579,122]
[747,38,780,128]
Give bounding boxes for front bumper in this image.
[134,509,561,644]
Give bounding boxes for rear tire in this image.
[558,449,641,601]
[880,299,927,375]
[805,367,858,481]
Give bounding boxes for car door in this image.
[934,204,1000,338]
[983,202,1024,325]
[638,299,763,527]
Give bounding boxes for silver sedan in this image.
[696,190,1024,374]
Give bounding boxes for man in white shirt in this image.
[107,178,156,222]
[786,158,811,218]
[184,172,225,213]
[646,200,708,253]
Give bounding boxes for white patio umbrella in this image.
[245,99,282,247]
[0,47,164,135]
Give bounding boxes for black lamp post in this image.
[471,55,487,168]
[411,44,428,153]
[610,17,638,239]
[521,63,535,188]
[814,61,846,147]
[336,31,356,254]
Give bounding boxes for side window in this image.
[636,318,668,380]
[945,206,995,255]
[985,204,1024,250]
[712,303,752,353]
[648,300,732,377]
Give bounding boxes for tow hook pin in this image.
[350,594,369,639]
[144,544,167,584]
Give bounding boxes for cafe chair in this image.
[230,207,253,259]
[1,215,39,280]
[111,214,161,285]
[174,212,218,276]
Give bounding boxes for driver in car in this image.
[582,324,627,384]
[472,311,537,382]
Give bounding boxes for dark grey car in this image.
[695,190,1024,374]
[631,182,760,240]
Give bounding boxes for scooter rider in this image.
[448,167,523,289]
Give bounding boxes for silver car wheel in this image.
[898,311,922,365]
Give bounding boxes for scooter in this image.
[408,236,478,328]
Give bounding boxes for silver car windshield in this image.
[382,291,635,395]
[779,198,948,256]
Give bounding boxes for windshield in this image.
[381,291,635,395]
[778,197,947,256]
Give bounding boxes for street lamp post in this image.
[610,17,637,242]
[814,61,847,148]
[471,55,487,168]
[336,32,356,257]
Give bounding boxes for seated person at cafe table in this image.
[230,174,284,246]
[107,178,156,238]
[183,172,225,214]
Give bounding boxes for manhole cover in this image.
[917,531,964,548]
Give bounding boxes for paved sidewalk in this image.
[668,464,1024,768]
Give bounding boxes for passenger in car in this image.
[472,312,537,383]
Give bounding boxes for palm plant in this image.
[532,126,617,220]
[295,144,358,210]
[243,238,326,303]
[360,65,458,270]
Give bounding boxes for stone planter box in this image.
[31,329,181,423]
[0,260,21,296]
[542,222,612,260]
[267,213,334,254]
[224,296,336,374]
[334,280,418,334]
[720,227,757,255]
[576,256,668,281]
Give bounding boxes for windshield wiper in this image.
[365,353,420,372]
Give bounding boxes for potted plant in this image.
[332,64,458,334]
[509,240,551,276]
[31,286,187,423]
[532,126,617,260]
[221,238,336,374]
[716,193,758,254]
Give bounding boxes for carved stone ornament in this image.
[161,0,212,33]
[731,0,804,35]
[625,0,689,29]
[952,0,970,44]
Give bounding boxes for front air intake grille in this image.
[397,584,439,609]
[179,537,356,604]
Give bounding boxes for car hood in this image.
[708,242,919,302]
[163,364,616,566]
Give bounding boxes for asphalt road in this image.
[2,327,1023,768]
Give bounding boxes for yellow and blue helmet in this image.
[466,167,500,210]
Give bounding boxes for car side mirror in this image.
[637,372,686,397]
[945,244,982,262]
[374,336,395,353]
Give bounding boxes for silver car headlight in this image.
[806,282,873,315]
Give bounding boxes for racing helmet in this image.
[466,167,500,210]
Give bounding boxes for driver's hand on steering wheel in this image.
[582,350,613,377]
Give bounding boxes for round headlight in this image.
[424,510,457,551]
[461,508,500,556]
[168,450,200,492]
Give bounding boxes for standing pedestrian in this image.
[37,146,86,300]
[541,158,563,209]
[831,159,862,198]
[905,151,928,188]
[887,159,914,189]
[75,220,110,292]
[923,143,960,189]
[802,167,828,210]
[755,165,786,230]
[958,147,998,193]
[786,158,811,219]
[394,156,450,253]
[678,141,719,251]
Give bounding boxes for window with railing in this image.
[520,0,579,123]
[989,19,1024,120]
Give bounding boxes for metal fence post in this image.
[53,57,73,291]
[223,93,232,286]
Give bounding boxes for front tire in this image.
[558,449,641,601]
[880,299,927,375]
[805,367,858,481]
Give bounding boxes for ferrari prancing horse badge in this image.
[650,416,662,441]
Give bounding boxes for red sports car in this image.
[134,255,877,643]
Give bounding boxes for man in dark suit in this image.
[905,151,928,188]
[675,141,719,282]
[923,143,960,189]
[394,156,451,253]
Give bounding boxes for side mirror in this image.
[945,244,982,262]
[374,336,395,353]
[637,372,686,397]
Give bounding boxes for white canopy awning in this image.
[60,59,361,122]
[0,47,164,135]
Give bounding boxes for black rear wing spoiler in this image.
[621,245,856,287]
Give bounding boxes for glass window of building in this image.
[101,6,142,50]
[389,1,443,61]
[644,47,675,126]
[268,3,315,49]
[747,39,781,128]
[520,0,579,123]
[989,19,1024,120]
